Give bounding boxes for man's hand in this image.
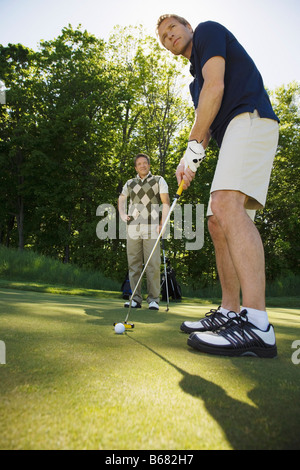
[121,214,131,223]
[176,140,206,188]
[183,140,206,172]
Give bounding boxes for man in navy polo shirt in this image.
[157,15,279,358]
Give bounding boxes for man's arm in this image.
[118,194,130,222]
[176,56,225,187]
[190,55,225,143]
[159,192,170,233]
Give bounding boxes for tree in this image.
[1,24,298,290]
[23,26,119,263]
[0,44,38,250]
[105,26,191,179]
[92,26,194,280]
[257,82,300,279]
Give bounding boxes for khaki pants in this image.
[126,224,161,305]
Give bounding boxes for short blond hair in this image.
[156,14,190,35]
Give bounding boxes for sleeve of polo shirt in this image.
[194,22,227,69]
[121,181,129,197]
[159,177,169,194]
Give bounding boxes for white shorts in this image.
[207,110,279,220]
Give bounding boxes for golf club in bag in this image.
[114,179,185,329]
[161,239,170,312]
[161,257,182,303]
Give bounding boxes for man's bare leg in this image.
[210,190,266,311]
[208,215,240,313]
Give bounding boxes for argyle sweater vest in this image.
[127,173,161,224]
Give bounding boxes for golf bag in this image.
[121,272,132,300]
[161,259,182,301]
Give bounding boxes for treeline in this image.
[0,25,299,289]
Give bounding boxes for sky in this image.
[0,0,299,90]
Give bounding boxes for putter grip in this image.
[176,179,185,198]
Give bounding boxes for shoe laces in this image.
[218,309,249,336]
[205,308,220,319]
[204,308,224,327]
[204,308,236,332]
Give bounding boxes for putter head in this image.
[113,322,134,329]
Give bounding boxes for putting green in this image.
[0,288,300,450]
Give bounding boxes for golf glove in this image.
[183,140,206,172]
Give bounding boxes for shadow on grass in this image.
[83,301,182,326]
[127,332,300,450]
[1,289,300,449]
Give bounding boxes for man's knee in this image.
[210,190,246,221]
[207,215,225,244]
[208,215,218,235]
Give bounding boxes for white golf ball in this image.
[115,323,125,334]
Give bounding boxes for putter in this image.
[162,239,169,312]
[119,179,185,327]
[113,321,135,329]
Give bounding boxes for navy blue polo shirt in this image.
[189,21,279,147]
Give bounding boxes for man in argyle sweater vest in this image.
[118,154,170,310]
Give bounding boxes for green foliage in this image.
[257,82,300,280]
[0,25,299,289]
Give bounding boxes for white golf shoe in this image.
[149,301,159,311]
[124,300,141,308]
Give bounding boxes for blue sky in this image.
[0,0,299,90]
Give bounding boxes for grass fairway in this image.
[0,288,300,450]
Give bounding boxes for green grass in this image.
[1,245,299,300]
[1,288,300,450]
[0,278,120,298]
[0,245,120,292]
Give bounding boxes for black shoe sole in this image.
[187,335,277,358]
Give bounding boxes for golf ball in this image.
[115,323,125,334]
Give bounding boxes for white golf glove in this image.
[183,140,206,172]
